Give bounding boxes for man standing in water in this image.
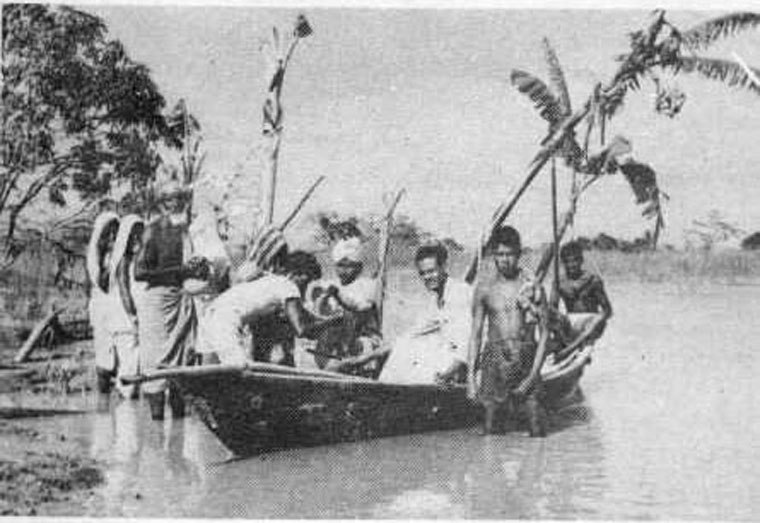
[134,181,210,420]
[467,226,549,437]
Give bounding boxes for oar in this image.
[120,361,367,385]
[376,188,406,331]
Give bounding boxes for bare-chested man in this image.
[467,226,549,437]
[548,241,613,360]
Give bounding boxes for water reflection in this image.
[77,387,607,518]
[86,398,211,517]
[9,282,759,519]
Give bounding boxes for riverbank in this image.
[0,339,103,516]
[0,415,103,516]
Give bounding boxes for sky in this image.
[80,5,760,247]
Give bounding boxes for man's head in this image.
[560,241,584,279]
[332,237,363,285]
[283,250,323,294]
[157,179,192,223]
[488,226,522,278]
[415,243,448,294]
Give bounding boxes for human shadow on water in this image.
[88,398,206,517]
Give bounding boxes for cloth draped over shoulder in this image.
[87,212,120,371]
[108,215,144,334]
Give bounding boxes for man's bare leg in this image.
[525,394,547,438]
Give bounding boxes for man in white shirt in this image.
[381,243,472,384]
[308,237,381,370]
[328,242,472,385]
[198,251,335,365]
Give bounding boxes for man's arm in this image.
[327,280,375,312]
[555,314,606,360]
[514,315,550,397]
[515,285,550,396]
[466,287,486,400]
[283,298,343,339]
[594,278,613,319]
[325,346,392,374]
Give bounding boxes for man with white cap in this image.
[310,237,381,371]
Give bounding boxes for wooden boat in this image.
[130,345,594,456]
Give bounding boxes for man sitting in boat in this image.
[308,237,381,372]
[467,226,550,437]
[327,242,472,385]
[197,249,338,366]
[548,240,613,360]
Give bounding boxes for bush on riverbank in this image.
[585,249,760,283]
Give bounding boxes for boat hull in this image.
[166,346,593,456]
[175,372,480,456]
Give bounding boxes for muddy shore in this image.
[0,340,104,516]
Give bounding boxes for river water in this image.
[6,282,760,519]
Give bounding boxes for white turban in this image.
[332,237,362,264]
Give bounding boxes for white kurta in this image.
[381,277,473,384]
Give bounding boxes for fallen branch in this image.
[14,306,63,364]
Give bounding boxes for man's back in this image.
[214,273,300,324]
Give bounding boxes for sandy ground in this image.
[0,340,104,516]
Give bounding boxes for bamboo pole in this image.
[120,360,372,385]
[279,175,326,230]
[550,158,561,307]
[464,103,591,284]
[262,20,311,226]
[377,189,406,331]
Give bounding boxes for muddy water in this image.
[9,282,760,519]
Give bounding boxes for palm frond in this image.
[675,55,760,94]
[542,38,572,118]
[680,12,760,51]
[510,69,566,124]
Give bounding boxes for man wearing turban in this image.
[309,237,382,372]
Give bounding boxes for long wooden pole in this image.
[377,189,406,331]
[550,158,561,307]
[279,175,326,230]
[464,102,591,284]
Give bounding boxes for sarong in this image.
[136,285,197,394]
[477,339,540,405]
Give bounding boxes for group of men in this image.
[88,182,612,435]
